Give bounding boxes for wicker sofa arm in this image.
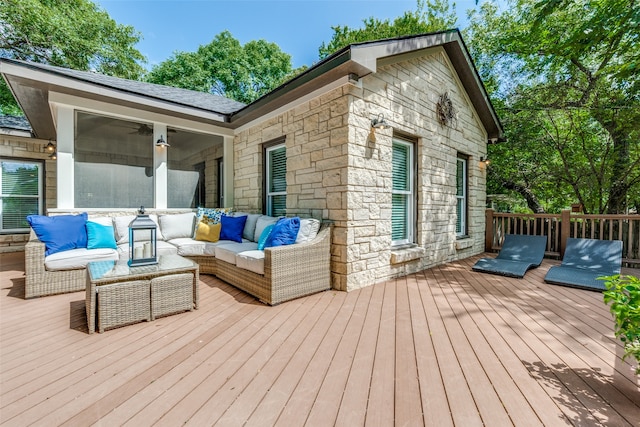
[263,223,332,303]
[25,229,46,277]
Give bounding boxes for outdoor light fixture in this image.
[371,113,390,130]
[45,139,55,152]
[480,156,490,165]
[156,135,170,147]
[128,206,158,267]
[49,151,57,160]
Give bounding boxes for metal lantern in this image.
[128,206,158,266]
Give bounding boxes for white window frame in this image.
[456,156,468,237]
[0,158,43,233]
[391,138,415,246]
[265,143,286,216]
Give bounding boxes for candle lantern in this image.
[128,206,158,266]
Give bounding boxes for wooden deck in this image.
[1,251,639,426]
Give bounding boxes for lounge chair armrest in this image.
[25,229,46,275]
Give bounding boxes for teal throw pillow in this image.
[219,214,247,243]
[86,221,117,250]
[257,224,275,250]
[27,213,88,256]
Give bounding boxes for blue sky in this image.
[95,0,503,70]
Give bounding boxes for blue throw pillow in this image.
[265,217,300,248]
[27,213,88,256]
[219,214,247,243]
[257,224,275,250]
[86,221,117,250]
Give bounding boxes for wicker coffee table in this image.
[86,254,199,333]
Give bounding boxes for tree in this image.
[319,0,458,59]
[467,0,640,213]
[145,31,303,104]
[0,0,146,115]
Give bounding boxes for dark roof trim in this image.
[231,29,503,140]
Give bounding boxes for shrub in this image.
[602,275,640,374]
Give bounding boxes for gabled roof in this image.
[0,29,503,140]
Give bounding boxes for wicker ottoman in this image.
[96,280,150,333]
[150,273,195,320]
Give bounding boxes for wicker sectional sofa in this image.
[24,211,331,305]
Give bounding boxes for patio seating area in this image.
[1,251,639,426]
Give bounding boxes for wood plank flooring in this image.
[1,251,638,426]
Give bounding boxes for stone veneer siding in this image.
[0,134,57,252]
[234,48,488,291]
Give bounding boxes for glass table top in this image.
[87,254,197,282]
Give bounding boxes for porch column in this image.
[56,105,74,209]
[154,124,168,209]
[222,135,234,208]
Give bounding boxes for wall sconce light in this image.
[480,156,490,165]
[156,135,170,147]
[49,151,57,160]
[371,113,390,130]
[45,139,56,152]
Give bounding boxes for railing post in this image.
[485,208,494,252]
[560,209,571,258]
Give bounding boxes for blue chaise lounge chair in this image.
[472,234,547,278]
[544,237,623,291]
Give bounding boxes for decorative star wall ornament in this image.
[436,92,457,128]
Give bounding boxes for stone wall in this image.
[342,48,488,290]
[0,134,57,252]
[234,47,488,291]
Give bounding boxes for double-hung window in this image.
[456,156,468,236]
[265,143,286,216]
[392,138,415,246]
[0,159,43,232]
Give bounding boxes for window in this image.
[167,128,220,208]
[74,112,153,208]
[392,138,415,245]
[456,156,468,236]
[0,159,43,232]
[265,143,286,216]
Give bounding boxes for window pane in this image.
[392,143,409,191]
[269,147,286,193]
[75,112,153,208]
[456,159,464,196]
[167,128,223,208]
[271,194,287,217]
[2,162,39,196]
[2,197,38,230]
[392,193,408,241]
[1,160,42,232]
[456,199,463,234]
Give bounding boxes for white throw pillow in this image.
[295,218,321,243]
[159,212,196,240]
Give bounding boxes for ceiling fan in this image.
[129,124,176,135]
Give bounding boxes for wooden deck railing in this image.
[485,209,640,267]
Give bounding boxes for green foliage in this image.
[602,275,640,374]
[146,31,298,104]
[0,0,146,114]
[467,0,640,214]
[318,0,458,59]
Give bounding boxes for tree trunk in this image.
[502,180,546,213]
[594,108,631,214]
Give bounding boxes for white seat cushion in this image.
[169,238,206,256]
[44,248,119,270]
[215,242,259,265]
[235,250,265,275]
